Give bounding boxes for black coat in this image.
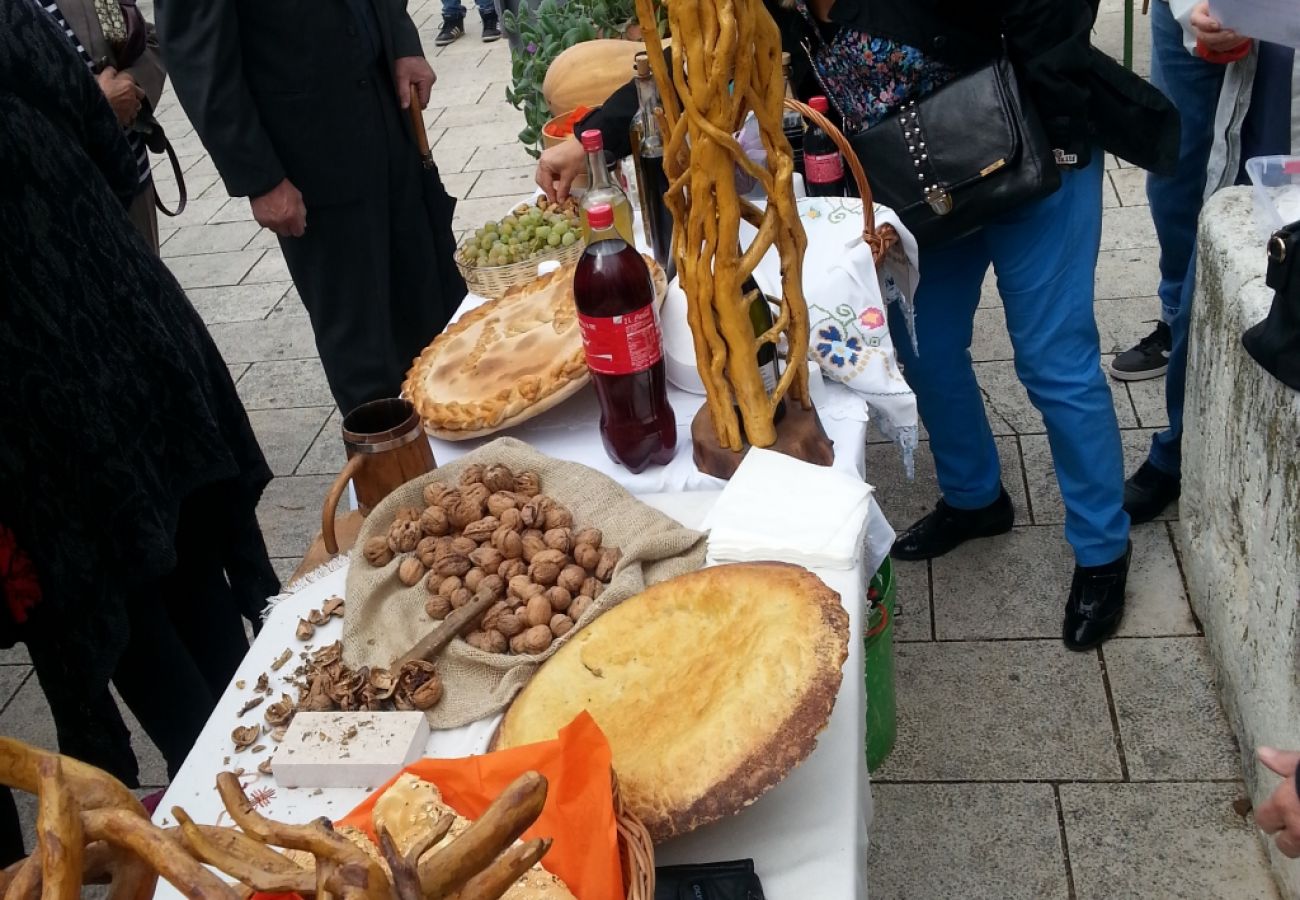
[585,0,1177,174]
[154,0,425,204]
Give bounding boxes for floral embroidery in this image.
[858,307,885,330]
[793,1,956,133]
[815,324,864,370]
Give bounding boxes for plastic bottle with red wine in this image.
[573,203,677,473]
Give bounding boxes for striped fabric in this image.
[37,0,152,187]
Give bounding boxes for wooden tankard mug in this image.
[321,398,436,554]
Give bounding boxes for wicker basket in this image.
[456,238,586,300]
[784,98,899,265]
[613,771,655,899]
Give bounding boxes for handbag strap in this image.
[151,131,188,218]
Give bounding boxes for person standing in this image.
[156,0,467,416]
[38,0,166,251]
[436,0,501,46]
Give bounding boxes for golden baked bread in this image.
[404,256,668,441]
[495,562,849,842]
[371,773,578,900]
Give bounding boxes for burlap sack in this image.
[342,437,707,728]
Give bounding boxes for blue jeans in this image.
[443,0,494,17]
[888,154,1130,567]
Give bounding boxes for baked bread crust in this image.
[494,562,849,842]
[404,257,668,441]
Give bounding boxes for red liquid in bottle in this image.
[573,204,677,473]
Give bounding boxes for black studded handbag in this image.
[845,55,1060,248]
[1242,219,1300,391]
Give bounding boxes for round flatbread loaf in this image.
[495,562,849,842]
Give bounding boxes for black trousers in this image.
[280,74,464,416]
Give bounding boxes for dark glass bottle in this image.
[630,52,676,281]
[781,52,805,181]
[573,203,677,473]
[738,271,787,437]
[803,95,847,197]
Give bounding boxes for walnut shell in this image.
[550,613,575,638]
[508,574,536,600]
[363,536,394,567]
[492,527,524,560]
[458,464,486,487]
[498,558,527,580]
[462,483,491,509]
[543,505,574,530]
[435,487,462,513]
[422,482,451,508]
[581,576,602,600]
[462,516,500,544]
[528,549,568,587]
[470,546,505,573]
[398,557,425,587]
[496,611,525,637]
[484,464,516,494]
[557,564,587,594]
[430,536,456,560]
[419,505,450,537]
[524,595,554,628]
[520,624,553,653]
[449,536,478,556]
[449,587,473,609]
[514,471,541,497]
[433,555,472,578]
[543,527,574,554]
[499,507,524,532]
[296,619,315,641]
[476,573,506,601]
[520,496,553,529]
[574,527,603,550]
[425,593,452,619]
[388,520,422,553]
[447,498,483,530]
[481,601,510,632]
[394,507,423,525]
[436,575,463,599]
[569,595,593,622]
[463,567,486,592]
[545,585,572,612]
[595,547,622,582]
[521,532,548,563]
[572,543,601,572]
[416,537,440,568]
[465,629,508,654]
[486,491,518,517]
[232,725,261,750]
[509,633,530,654]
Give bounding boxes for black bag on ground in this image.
[1243,219,1300,391]
[846,56,1059,248]
[654,858,765,900]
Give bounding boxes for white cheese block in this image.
[272,711,431,790]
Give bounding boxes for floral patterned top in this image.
[793,0,958,133]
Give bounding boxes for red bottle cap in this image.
[809,96,830,113]
[580,129,604,152]
[587,203,615,230]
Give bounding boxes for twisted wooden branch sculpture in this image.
[0,737,550,900]
[634,0,812,451]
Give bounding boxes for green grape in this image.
[547,232,562,247]
[561,231,577,246]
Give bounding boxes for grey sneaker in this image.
[481,11,501,41]
[435,16,465,46]
[1110,321,1171,381]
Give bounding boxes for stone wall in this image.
[1182,188,1300,897]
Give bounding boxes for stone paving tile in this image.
[272,558,303,587]
[1100,204,1159,251]
[244,229,280,251]
[429,138,478,174]
[189,283,291,325]
[1117,523,1198,638]
[432,119,521,149]
[971,306,1013,361]
[269,286,309,318]
[257,475,345,559]
[246,407,334,477]
[442,171,481,200]
[465,141,539,171]
[875,640,1121,781]
[296,410,345,476]
[165,196,228,229]
[869,783,1069,900]
[241,250,292,285]
[1125,369,1171,429]
[227,363,249,384]
[423,82,492,110]
[1094,296,1162,356]
[435,102,521,128]
[1059,783,1279,900]
[1096,249,1161,300]
[209,197,257,224]
[236,358,334,410]
[161,221,262,258]
[890,558,931,643]
[453,195,521,232]
[0,666,30,710]
[1103,637,1240,780]
[1109,166,1148,207]
[469,165,540,199]
[208,315,319,364]
[1021,429,1176,526]
[1102,173,1122,209]
[165,250,262,290]
[0,646,31,666]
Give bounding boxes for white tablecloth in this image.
[153,492,870,900]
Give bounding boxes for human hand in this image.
[394,56,436,109]
[96,67,144,126]
[1256,748,1300,858]
[250,179,307,238]
[1190,2,1249,53]
[536,139,587,202]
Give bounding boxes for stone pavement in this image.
[0,1,1284,896]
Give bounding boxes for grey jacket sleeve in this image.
[154,0,285,198]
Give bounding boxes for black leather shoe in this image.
[1062,543,1131,651]
[1123,460,1180,525]
[891,488,1015,561]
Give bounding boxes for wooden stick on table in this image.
[393,589,499,668]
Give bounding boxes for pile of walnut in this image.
[362,463,621,656]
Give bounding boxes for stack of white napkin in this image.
[702,448,877,570]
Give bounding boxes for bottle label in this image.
[578,303,664,376]
[760,358,780,393]
[805,151,843,184]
